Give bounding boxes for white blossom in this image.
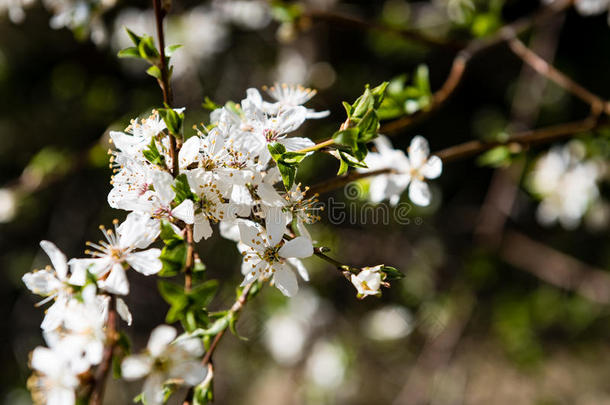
[238,220,313,297]
[69,213,162,295]
[350,266,383,299]
[122,325,206,405]
[363,135,442,206]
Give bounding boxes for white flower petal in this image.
[100,263,129,295]
[408,135,430,169]
[172,199,195,224]
[265,207,287,246]
[408,179,432,207]
[273,264,298,297]
[278,236,313,259]
[179,136,200,168]
[421,155,442,179]
[147,325,176,357]
[169,360,206,386]
[126,249,162,276]
[116,298,133,326]
[40,241,68,281]
[238,222,266,252]
[280,136,315,151]
[194,216,213,242]
[121,354,153,380]
[151,171,176,206]
[142,372,165,405]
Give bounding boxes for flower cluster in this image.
[527,140,606,229]
[22,84,329,404]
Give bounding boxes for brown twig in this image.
[508,37,610,116]
[379,0,573,135]
[88,296,117,405]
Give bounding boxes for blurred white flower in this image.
[0,188,17,223]
[528,141,603,229]
[305,340,346,390]
[362,135,442,206]
[362,305,413,341]
[122,325,206,405]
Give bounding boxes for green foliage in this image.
[172,173,197,205]
[158,221,187,277]
[268,142,307,189]
[332,82,388,174]
[378,66,432,120]
[270,0,303,23]
[158,279,219,332]
[202,96,221,111]
[381,265,403,281]
[158,107,184,137]
[142,138,165,167]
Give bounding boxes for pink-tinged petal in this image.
[278,236,313,259]
[40,240,68,281]
[147,325,176,357]
[126,249,162,276]
[408,179,431,207]
[273,264,298,297]
[421,155,442,179]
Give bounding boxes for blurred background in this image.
[2,0,610,404]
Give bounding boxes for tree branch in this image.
[308,115,605,196]
[379,0,573,135]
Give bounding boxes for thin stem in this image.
[88,297,117,405]
[184,224,194,293]
[313,247,360,275]
[507,37,610,115]
[182,283,255,405]
[294,138,335,154]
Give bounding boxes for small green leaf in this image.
[137,35,159,60]
[332,128,359,149]
[146,65,162,80]
[118,47,141,59]
[158,107,184,136]
[142,138,165,166]
[165,44,182,57]
[202,96,220,111]
[381,265,403,280]
[125,28,142,46]
[172,173,196,205]
[277,162,297,189]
